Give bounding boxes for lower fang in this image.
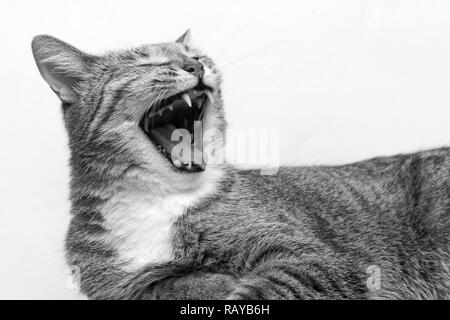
[173,159,182,168]
[205,90,214,105]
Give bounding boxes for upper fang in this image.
[205,90,214,105]
[182,93,192,107]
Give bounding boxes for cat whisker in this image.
[219,47,274,70]
[215,23,248,60]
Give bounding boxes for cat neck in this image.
[97,165,225,271]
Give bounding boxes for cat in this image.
[32,30,450,300]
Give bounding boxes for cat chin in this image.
[149,163,224,196]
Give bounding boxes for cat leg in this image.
[149,272,238,300]
[226,257,366,300]
[123,264,238,300]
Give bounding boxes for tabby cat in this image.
[32,31,450,299]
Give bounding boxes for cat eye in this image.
[137,62,171,67]
[191,56,206,61]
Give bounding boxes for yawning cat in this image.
[32,31,449,299]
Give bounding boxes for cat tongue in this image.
[150,125,177,155]
[150,125,202,165]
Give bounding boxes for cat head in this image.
[32,31,226,194]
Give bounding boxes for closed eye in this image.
[191,56,206,61]
[138,62,171,67]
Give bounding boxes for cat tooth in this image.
[158,109,163,116]
[181,93,192,107]
[167,104,173,111]
[173,159,182,168]
[205,90,214,105]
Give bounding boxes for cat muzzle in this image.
[140,84,214,172]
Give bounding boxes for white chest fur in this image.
[101,189,189,271]
[99,167,223,271]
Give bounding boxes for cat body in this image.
[66,149,450,300]
[32,32,450,299]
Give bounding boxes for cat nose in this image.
[181,59,204,79]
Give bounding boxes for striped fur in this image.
[32,34,450,300]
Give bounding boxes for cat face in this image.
[32,31,226,193]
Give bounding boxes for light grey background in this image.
[0,0,449,299]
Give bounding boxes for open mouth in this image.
[140,84,213,173]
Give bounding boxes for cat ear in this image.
[176,29,192,47]
[31,35,94,104]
